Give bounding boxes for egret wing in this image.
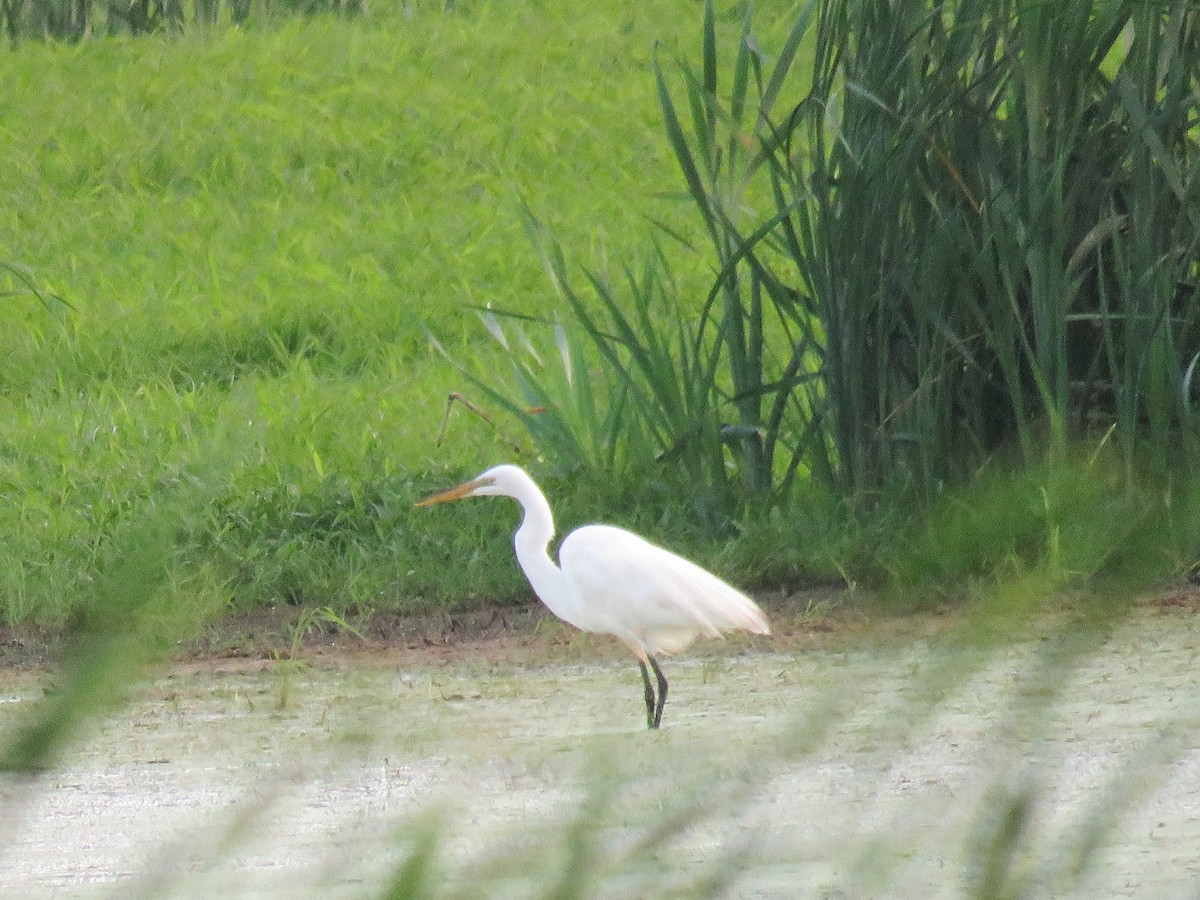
[558,524,769,654]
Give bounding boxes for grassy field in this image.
[0,0,814,626]
[3,0,1195,633]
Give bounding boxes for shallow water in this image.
[1,607,1199,897]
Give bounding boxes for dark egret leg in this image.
[648,656,668,728]
[637,658,657,729]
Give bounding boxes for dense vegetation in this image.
[754,0,1200,497]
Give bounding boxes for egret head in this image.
[415,464,528,506]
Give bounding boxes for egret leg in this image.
[637,659,657,729]
[648,656,668,729]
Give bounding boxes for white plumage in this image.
[417,464,770,728]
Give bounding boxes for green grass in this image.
[2,1,1196,629]
[0,0,813,626]
[1,5,693,388]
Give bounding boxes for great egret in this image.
[416,464,770,729]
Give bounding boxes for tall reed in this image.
[738,0,1200,499]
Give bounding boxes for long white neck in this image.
[507,473,572,621]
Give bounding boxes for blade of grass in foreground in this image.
[1,514,178,773]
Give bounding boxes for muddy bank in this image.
[0,586,858,671]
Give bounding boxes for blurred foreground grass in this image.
[2,571,1198,896]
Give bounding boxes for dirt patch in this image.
[0,586,860,673]
[2,582,1193,676]
[3,583,1195,680]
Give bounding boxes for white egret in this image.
[416,464,770,729]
